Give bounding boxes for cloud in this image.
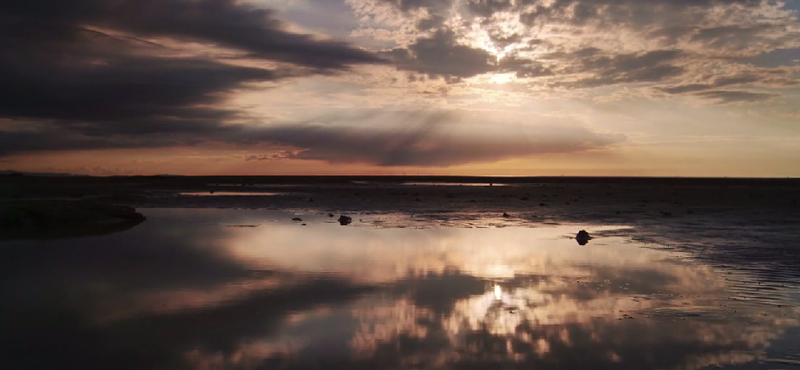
[350,0,799,94]
[694,90,780,104]
[1,0,384,69]
[2,0,799,170]
[241,111,623,166]
[386,28,497,79]
[0,0,390,164]
[0,23,278,154]
[0,110,623,167]
[553,49,686,88]
[656,67,798,102]
[376,0,454,13]
[244,151,303,161]
[0,31,276,123]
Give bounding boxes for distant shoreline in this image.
[3,173,800,186]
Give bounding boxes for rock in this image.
[576,230,591,245]
[337,215,352,225]
[291,217,302,222]
[328,213,335,217]
[502,212,510,218]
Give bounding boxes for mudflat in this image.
[1,176,799,370]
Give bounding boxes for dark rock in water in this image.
[292,217,302,222]
[576,230,591,245]
[328,213,335,217]
[338,215,352,225]
[502,212,510,218]
[209,190,214,194]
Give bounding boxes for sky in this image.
[1,0,799,176]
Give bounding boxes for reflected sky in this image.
[1,209,799,370]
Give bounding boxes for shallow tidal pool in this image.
[2,208,799,370]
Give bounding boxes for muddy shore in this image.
[2,175,798,279]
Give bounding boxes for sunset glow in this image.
[1,0,799,176]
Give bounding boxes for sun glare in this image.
[488,72,516,84]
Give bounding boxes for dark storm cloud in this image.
[0,0,383,69]
[0,27,275,123]
[0,0,396,162]
[387,28,497,79]
[0,21,277,153]
[0,0,386,126]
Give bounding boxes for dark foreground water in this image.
[2,209,799,370]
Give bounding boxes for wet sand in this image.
[2,175,798,278]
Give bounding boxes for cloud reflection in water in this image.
[1,209,797,370]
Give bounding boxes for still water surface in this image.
[2,209,798,370]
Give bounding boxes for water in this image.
[1,209,798,370]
